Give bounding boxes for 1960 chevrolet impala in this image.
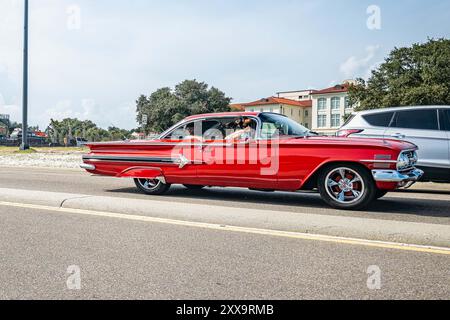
[81,112,424,210]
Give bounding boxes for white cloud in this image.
[340,45,381,79]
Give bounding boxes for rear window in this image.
[391,109,438,130]
[362,112,394,127]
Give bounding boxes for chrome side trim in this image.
[82,154,200,169]
[372,168,424,182]
[175,154,190,169]
[80,163,96,170]
[360,160,397,163]
[83,155,175,164]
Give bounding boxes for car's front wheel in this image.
[134,178,171,195]
[318,164,376,210]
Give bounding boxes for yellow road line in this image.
[1,200,450,256]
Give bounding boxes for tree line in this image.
[47,118,133,144]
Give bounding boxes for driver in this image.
[225,117,255,141]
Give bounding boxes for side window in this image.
[362,112,394,127]
[391,109,438,130]
[169,122,199,139]
[168,120,219,139]
[439,109,450,131]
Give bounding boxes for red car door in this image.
[195,138,280,189]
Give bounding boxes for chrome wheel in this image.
[325,167,365,204]
[136,178,161,191]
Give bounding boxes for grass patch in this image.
[13,148,38,154]
[0,146,89,154]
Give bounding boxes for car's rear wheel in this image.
[375,190,389,199]
[183,184,205,190]
[134,178,171,195]
[318,164,376,210]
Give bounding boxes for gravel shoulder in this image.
[0,148,85,169]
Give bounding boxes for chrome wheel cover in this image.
[137,178,161,191]
[325,167,365,204]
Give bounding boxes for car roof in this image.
[184,112,260,121]
[355,105,450,115]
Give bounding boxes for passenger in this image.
[181,125,203,142]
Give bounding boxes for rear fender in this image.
[117,167,164,180]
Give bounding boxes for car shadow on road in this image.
[105,186,450,219]
[396,189,450,196]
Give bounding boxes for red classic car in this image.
[81,112,423,210]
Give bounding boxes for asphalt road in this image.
[1,205,449,300]
[0,167,449,299]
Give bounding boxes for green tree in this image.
[136,79,232,133]
[46,118,130,144]
[108,126,131,140]
[348,38,450,111]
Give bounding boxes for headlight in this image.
[411,151,418,166]
[397,153,410,171]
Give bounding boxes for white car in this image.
[337,106,450,182]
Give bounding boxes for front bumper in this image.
[372,168,424,187]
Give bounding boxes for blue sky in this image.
[1,0,450,129]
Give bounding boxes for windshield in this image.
[259,113,310,138]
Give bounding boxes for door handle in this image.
[391,133,406,139]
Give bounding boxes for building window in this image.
[305,110,309,117]
[345,96,352,109]
[331,114,341,127]
[318,115,327,128]
[331,97,340,110]
[291,109,293,116]
[318,98,327,111]
[305,123,309,129]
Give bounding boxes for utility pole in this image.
[20,0,29,150]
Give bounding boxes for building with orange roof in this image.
[311,80,357,135]
[241,96,312,129]
[234,80,357,133]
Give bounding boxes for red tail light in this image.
[336,129,364,137]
